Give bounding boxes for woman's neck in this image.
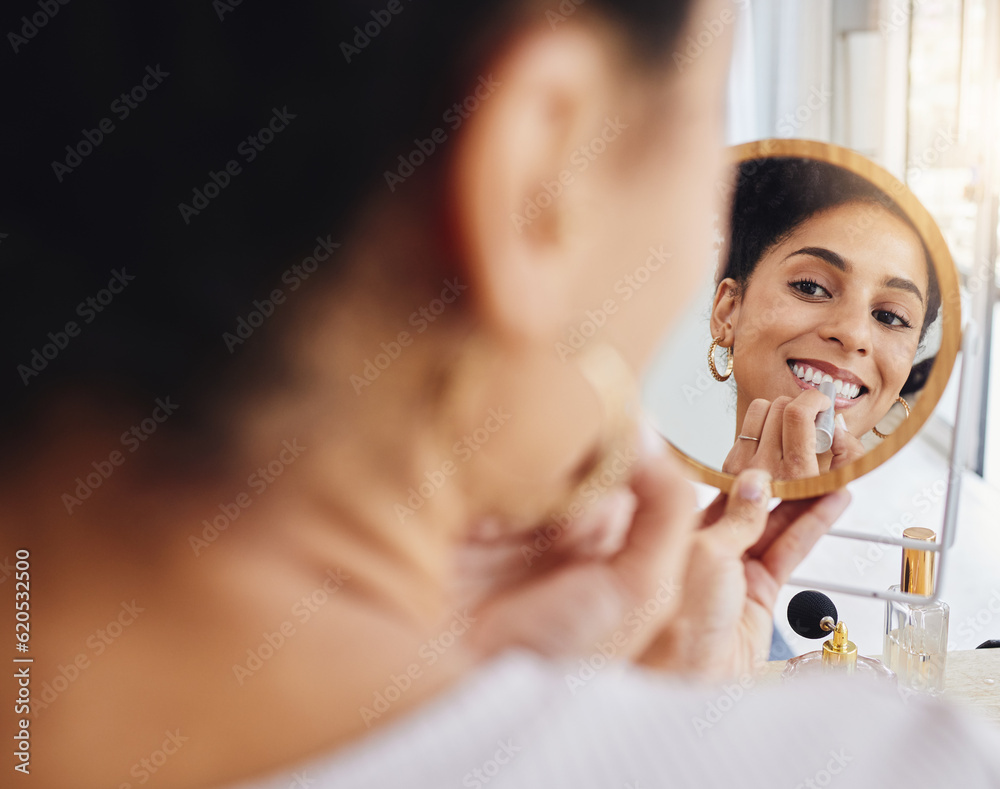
[1,259,489,787]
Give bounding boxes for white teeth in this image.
[790,362,864,399]
[821,374,834,384]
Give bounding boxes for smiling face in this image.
[714,200,930,438]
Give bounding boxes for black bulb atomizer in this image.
[781,591,896,683]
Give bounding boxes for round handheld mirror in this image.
[642,139,961,500]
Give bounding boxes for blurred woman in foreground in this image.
[2,1,998,787]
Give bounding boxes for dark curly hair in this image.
[0,0,696,451]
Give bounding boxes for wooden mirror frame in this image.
[666,139,962,500]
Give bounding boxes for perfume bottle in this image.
[781,591,895,683]
[883,527,949,695]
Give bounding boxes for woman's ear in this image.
[447,23,618,344]
[709,277,740,346]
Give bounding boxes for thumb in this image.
[830,413,862,470]
[711,469,772,552]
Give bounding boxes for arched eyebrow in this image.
[883,276,924,305]
[786,246,847,271]
[786,246,925,305]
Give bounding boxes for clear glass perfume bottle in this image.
[781,619,896,683]
[883,527,949,695]
[781,591,895,684]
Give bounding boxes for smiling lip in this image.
[787,359,869,408]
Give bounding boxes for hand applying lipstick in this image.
[722,386,867,480]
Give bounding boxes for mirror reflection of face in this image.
[722,201,929,439]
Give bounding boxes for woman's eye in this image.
[873,309,913,328]
[790,279,830,298]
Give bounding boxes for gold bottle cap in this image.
[822,621,857,673]
[901,527,937,596]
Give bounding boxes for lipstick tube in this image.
[814,379,836,453]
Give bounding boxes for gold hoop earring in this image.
[708,337,733,382]
[517,342,639,529]
[567,341,638,478]
[871,396,910,439]
[440,334,639,530]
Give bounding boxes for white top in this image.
[225,650,1000,788]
